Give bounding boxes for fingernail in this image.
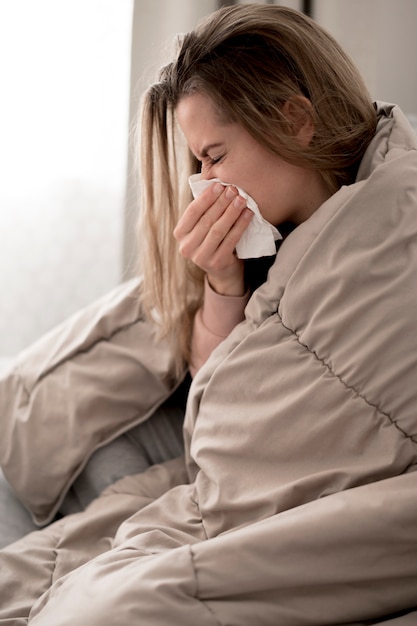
[225,185,237,199]
[233,195,246,209]
[213,183,224,195]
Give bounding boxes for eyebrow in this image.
[198,142,224,159]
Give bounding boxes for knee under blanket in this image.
[1,102,417,624]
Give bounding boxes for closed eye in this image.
[199,154,225,174]
[208,154,224,165]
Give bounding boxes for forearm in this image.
[189,277,249,377]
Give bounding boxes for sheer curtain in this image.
[0,0,133,359]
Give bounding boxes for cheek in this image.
[248,173,290,223]
[234,166,269,199]
[224,151,284,213]
[244,172,280,210]
[243,156,282,195]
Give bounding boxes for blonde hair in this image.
[137,4,377,371]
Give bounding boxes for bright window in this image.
[0,0,133,358]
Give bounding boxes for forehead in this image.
[176,92,225,129]
[176,92,232,155]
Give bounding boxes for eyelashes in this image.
[198,154,225,174]
[209,155,224,165]
[202,154,224,168]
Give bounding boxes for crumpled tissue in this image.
[189,174,281,259]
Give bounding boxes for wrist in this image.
[206,273,246,297]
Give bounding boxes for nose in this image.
[199,164,210,180]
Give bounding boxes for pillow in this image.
[0,278,181,525]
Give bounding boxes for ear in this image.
[281,96,314,146]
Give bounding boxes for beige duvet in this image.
[1,103,417,625]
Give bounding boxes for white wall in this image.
[314,0,417,115]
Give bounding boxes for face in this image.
[176,92,330,227]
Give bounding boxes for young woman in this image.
[1,5,417,623]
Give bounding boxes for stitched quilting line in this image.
[189,545,224,626]
[15,315,146,397]
[190,490,209,541]
[277,311,417,445]
[36,316,144,385]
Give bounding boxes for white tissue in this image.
[189,174,281,259]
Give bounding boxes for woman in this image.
[1,4,417,623]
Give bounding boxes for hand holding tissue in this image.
[189,174,282,259]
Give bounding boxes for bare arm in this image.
[189,277,249,377]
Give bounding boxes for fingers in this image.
[173,182,254,296]
[174,182,225,240]
[202,197,251,260]
[174,184,253,266]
